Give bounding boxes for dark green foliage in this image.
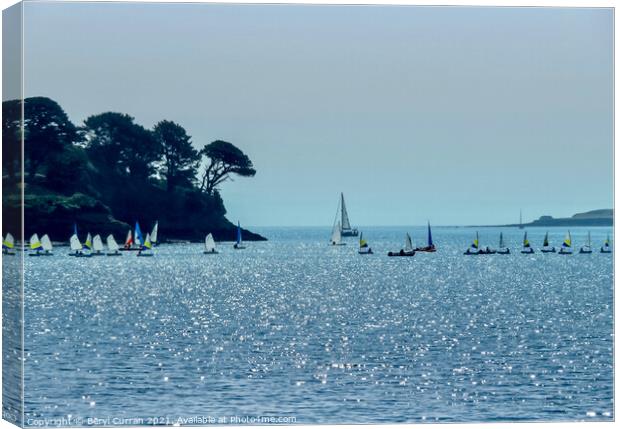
[199,140,256,195]
[153,120,200,191]
[2,99,21,184]
[23,97,80,180]
[2,96,265,241]
[83,112,160,181]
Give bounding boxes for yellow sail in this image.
[30,233,42,250]
[3,233,15,249]
[562,231,572,247]
[143,233,152,250]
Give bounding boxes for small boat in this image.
[69,233,91,257]
[601,234,612,253]
[106,234,122,256]
[579,231,592,254]
[330,221,346,246]
[40,234,53,255]
[334,192,358,237]
[121,229,134,251]
[150,221,159,246]
[28,233,43,256]
[497,232,510,254]
[388,233,415,257]
[541,232,556,253]
[558,231,573,255]
[416,222,436,252]
[234,221,247,249]
[84,233,93,252]
[520,231,534,254]
[2,233,16,255]
[92,234,105,256]
[464,232,493,254]
[358,232,373,254]
[204,233,218,254]
[137,232,154,257]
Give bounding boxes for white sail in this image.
[85,232,93,249]
[70,234,82,251]
[331,221,342,244]
[41,234,53,252]
[150,221,158,244]
[106,234,119,251]
[3,233,15,249]
[29,233,41,250]
[340,193,351,230]
[93,234,104,252]
[404,233,414,252]
[205,233,216,252]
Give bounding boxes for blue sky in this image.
[18,3,613,226]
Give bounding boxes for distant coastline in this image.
[479,209,613,228]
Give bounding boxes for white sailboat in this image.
[92,234,105,255]
[40,234,53,255]
[330,221,346,246]
[388,233,415,257]
[204,233,218,254]
[106,234,121,256]
[2,233,16,255]
[150,221,159,246]
[334,193,358,237]
[579,231,592,254]
[69,233,90,257]
[28,233,43,256]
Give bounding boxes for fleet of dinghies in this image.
[462,230,610,255]
[0,195,614,258]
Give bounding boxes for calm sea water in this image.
[12,226,615,424]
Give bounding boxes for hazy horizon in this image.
[13,3,613,226]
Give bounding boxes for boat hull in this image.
[204,250,219,254]
[497,249,510,255]
[388,250,414,257]
[541,248,556,253]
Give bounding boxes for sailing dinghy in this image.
[28,234,43,256]
[234,222,246,249]
[137,232,154,257]
[334,193,358,237]
[69,233,90,257]
[520,231,534,254]
[150,221,159,246]
[40,234,53,255]
[358,232,373,254]
[497,232,510,254]
[601,234,612,253]
[464,232,482,255]
[579,232,593,254]
[204,233,218,254]
[2,233,16,255]
[416,222,437,252]
[330,221,346,246]
[122,229,134,250]
[388,233,415,257]
[106,234,122,256]
[92,234,105,255]
[541,232,556,253]
[558,231,573,255]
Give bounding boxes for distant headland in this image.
[2,96,267,242]
[496,209,613,228]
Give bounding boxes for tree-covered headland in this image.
[2,96,266,242]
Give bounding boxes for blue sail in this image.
[135,221,144,247]
[236,222,242,244]
[427,222,433,246]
